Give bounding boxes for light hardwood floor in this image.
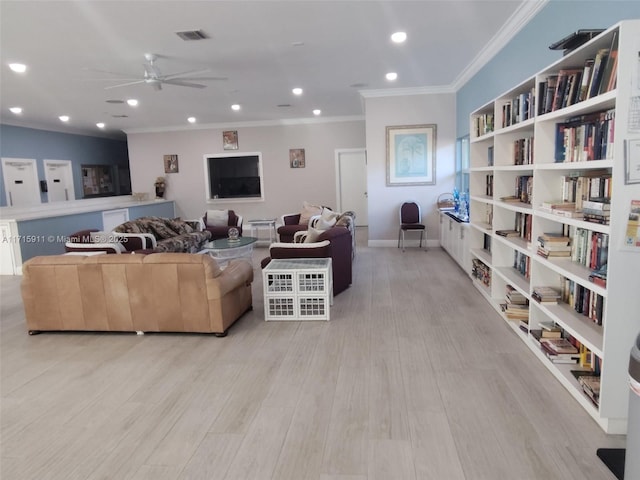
[1,228,625,480]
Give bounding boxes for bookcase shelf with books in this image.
[467,20,640,434]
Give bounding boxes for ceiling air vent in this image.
[175,30,209,41]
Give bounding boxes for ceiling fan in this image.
[100,53,227,91]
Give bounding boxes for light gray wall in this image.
[364,93,456,245]
[126,120,365,222]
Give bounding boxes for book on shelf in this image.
[540,201,576,210]
[583,197,611,210]
[587,48,610,99]
[538,232,570,243]
[530,328,562,341]
[500,195,521,203]
[579,375,601,406]
[582,208,611,216]
[577,58,595,102]
[537,241,571,251]
[539,320,562,332]
[540,337,579,354]
[487,145,494,166]
[537,247,571,259]
[598,31,619,96]
[496,229,520,237]
[532,286,563,303]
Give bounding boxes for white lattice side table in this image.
[262,257,333,321]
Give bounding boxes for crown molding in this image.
[359,85,455,98]
[123,115,365,135]
[451,0,549,91]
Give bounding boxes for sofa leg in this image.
[214,331,228,338]
[28,330,41,335]
[136,331,145,336]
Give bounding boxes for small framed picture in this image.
[625,138,640,184]
[163,154,179,173]
[223,130,238,150]
[289,148,305,168]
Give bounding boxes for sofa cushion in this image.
[166,218,194,235]
[299,201,322,225]
[206,209,229,227]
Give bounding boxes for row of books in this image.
[538,32,618,115]
[507,175,533,204]
[513,250,531,279]
[473,112,494,137]
[555,109,615,162]
[561,171,612,209]
[471,258,491,287]
[563,278,605,325]
[513,137,534,165]
[501,89,535,128]
[485,174,494,196]
[571,227,609,270]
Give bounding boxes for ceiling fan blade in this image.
[161,79,207,89]
[162,68,211,80]
[180,76,228,81]
[104,80,146,90]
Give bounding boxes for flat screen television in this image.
[206,154,262,199]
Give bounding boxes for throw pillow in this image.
[304,225,326,243]
[298,201,322,225]
[167,218,194,235]
[206,209,228,227]
[316,207,338,230]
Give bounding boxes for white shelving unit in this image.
[468,20,640,434]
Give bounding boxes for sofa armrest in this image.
[65,242,123,254]
[112,232,156,251]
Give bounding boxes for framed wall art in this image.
[386,124,436,186]
[223,130,239,150]
[163,154,179,174]
[289,148,305,168]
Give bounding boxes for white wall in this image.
[364,92,456,246]
[126,119,365,221]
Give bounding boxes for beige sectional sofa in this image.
[21,253,253,336]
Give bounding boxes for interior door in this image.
[44,160,75,202]
[1,158,41,206]
[336,149,368,226]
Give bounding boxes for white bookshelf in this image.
[468,20,640,434]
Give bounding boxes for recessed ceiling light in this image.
[9,107,22,114]
[313,109,321,116]
[96,122,105,129]
[127,99,138,107]
[292,87,303,95]
[231,104,241,111]
[59,115,69,122]
[391,32,407,43]
[9,63,27,73]
[187,117,196,123]
[386,72,398,81]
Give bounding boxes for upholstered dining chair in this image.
[398,201,426,251]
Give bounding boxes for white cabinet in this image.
[468,20,640,434]
[439,212,470,273]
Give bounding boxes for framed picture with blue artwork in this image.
[386,124,436,186]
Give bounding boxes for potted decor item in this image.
[154,176,166,199]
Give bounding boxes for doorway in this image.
[44,159,75,202]
[335,148,367,226]
[1,158,41,207]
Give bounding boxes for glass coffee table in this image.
[198,236,257,267]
